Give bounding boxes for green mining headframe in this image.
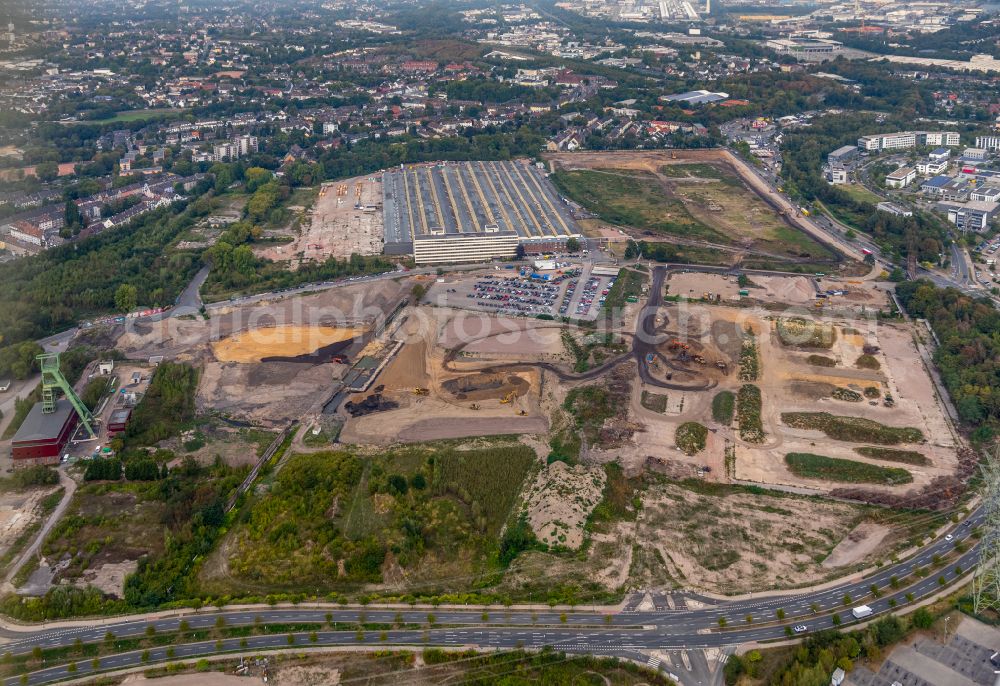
[37,352,96,439]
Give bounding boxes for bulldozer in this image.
[412,387,430,396]
[500,390,516,404]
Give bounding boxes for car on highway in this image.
[945,534,953,541]
[793,625,808,634]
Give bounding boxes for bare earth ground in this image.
[0,490,55,559]
[822,521,890,568]
[121,674,251,686]
[521,462,606,549]
[256,175,383,267]
[340,309,551,444]
[115,280,409,425]
[505,480,892,595]
[211,325,363,363]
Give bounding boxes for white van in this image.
[852,605,873,620]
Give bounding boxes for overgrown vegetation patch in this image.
[776,318,836,349]
[855,353,881,370]
[807,354,837,367]
[785,453,912,485]
[854,446,929,466]
[224,444,537,593]
[832,388,863,402]
[737,384,765,443]
[675,422,708,455]
[738,329,760,382]
[641,391,668,413]
[781,412,923,445]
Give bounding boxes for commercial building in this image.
[660,90,729,105]
[858,131,961,152]
[829,167,848,184]
[962,147,988,161]
[929,148,951,162]
[827,145,858,166]
[10,399,78,464]
[107,408,132,436]
[876,202,913,217]
[921,175,970,201]
[943,201,999,232]
[412,231,520,264]
[976,135,1000,152]
[916,159,948,176]
[971,186,1000,203]
[885,166,916,188]
[383,161,581,264]
[765,37,842,55]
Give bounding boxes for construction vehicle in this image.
[330,354,347,364]
[412,387,430,396]
[715,361,729,374]
[500,390,516,404]
[470,403,480,410]
[692,354,706,365]
[516,409,528,416]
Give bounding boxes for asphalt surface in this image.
[0,503,982,685]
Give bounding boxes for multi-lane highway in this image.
[0,503,982,685]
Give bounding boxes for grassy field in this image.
[602,267,647,311]
[839,183,883,205]
[855,446,930,466]
[785,453,913,485]
[641,391,668,413]
[553,169,729,243]
[781,412,923,445]
[712,391,735,424]
[221,444,537,594]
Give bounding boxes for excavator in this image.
[516,409,528,416]
[412,387,430,396]
[470,403,480,410]
[500,390,516,404]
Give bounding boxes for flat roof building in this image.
[11,399,78,464]
[885,166,916,188]
[384,160,581,264]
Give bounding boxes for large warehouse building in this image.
[11,399,79,464]
[383,161,582,264]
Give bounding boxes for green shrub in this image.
[854,447,929,466]
[785,453,912,484]
[856,354,881,370]
[777,318,836,349]
[807,355,837,367]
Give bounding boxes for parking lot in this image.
[562,270,616,320]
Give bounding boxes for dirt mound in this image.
[211,325,363,363]
[442,373,529,401]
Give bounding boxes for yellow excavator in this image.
[500,390,516,404]
[412,387,429,396]
[470,403,480,410]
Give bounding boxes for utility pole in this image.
[973,447,1000,615]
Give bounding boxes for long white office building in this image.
[412,231,521,264]
[858,131,961,152]
[976,136,1000,152]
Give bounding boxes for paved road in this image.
[0,503,982,685]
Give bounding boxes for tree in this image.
[114,283,138,313]
[565,237,581,253]
[911,608,934,628]
[65,200,83,230]
[34,161,59,182]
